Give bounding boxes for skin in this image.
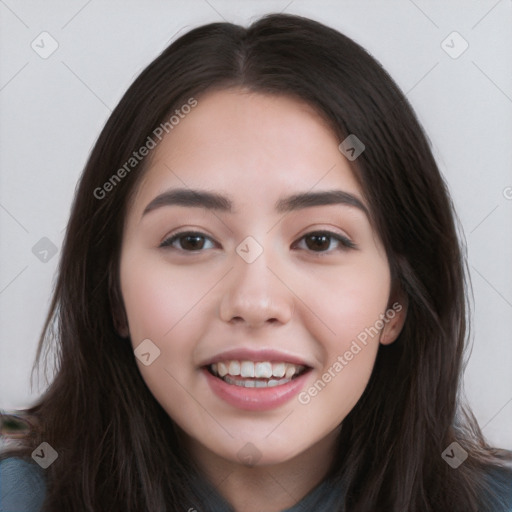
[119,88,406,512]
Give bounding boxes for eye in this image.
[159,231,216,251]
[294,230,356,254]
[159,230,356,254]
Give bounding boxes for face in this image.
[119,88,406,467]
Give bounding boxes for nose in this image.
[219,246,294,328]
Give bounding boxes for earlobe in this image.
[108,271,130,338]
[379,297,408,345]
[113,311,130,338]
[111,293,130,338]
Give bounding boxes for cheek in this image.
[292,255,390,423]
[119,249,224,386]
[119,251,199,390]
[120,250,209,341]
[294,251,391,351]
[119,251,212,420]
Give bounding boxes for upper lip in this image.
[200,348,312,368]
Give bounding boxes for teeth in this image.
[254,362,272,378]
[285,365,296,379]
[272,362,286,378]
[240,361,255,378]
[217,362,228,377]
[228,361,240,376]
[209,360,306,381]
[223,375,292,388]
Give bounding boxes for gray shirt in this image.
[0,457,345,511]
[2,456,512,511]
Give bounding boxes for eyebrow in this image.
[142,188,369,217]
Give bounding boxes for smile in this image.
[203,358,311,410]
[209,360,307,388]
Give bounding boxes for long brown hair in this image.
[1,13,510,511]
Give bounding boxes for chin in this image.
[223,438,312,468]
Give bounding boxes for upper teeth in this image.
[210,361,305,379]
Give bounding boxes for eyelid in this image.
[292,230,356,253]
[159,230,217,249]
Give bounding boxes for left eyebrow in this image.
[275,190,369,216]
[142,188,369,217]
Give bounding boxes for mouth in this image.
[205,360,310,388]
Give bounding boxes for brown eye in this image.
[160,232,215,251]
[305,233,330,251]
[159,230,355,254]
[296,231,356,253]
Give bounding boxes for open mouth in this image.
[206,360,310,388]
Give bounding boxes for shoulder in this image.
[481,459,512,512]
[0,456,46,512]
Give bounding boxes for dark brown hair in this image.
[1,13,511,512]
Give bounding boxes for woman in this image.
[1,13,511,512]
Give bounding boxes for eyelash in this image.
[159,230,356,255]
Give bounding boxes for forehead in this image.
[129,88,363,215]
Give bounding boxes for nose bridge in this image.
[219,235,294,326]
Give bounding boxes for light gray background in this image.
[1,0,511,449]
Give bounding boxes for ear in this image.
[379,294,408,346]
[108,266,130,339]
[112,304,130,338]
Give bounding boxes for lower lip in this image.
[202,367,310,411]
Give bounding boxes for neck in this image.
[185,426,341,512]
